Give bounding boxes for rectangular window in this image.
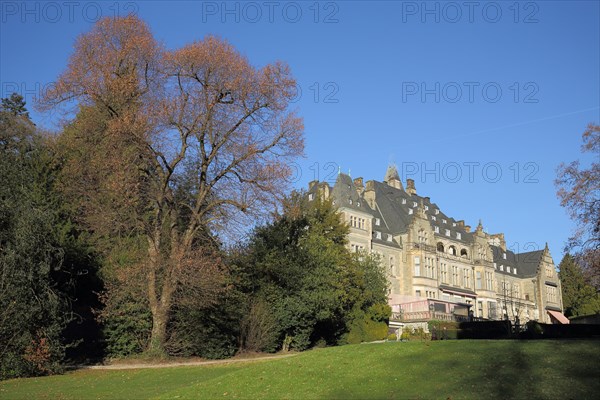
[546,286,557,303]
[375,218,380,226]
[308,193,314,201]
[434,226,439,233]
[485,272,493,290]
[488,301,497,319]
[452,266,459,285]
[456,232,462,240]
[445,229,450,237]
[375,231,381,239]
[414,256,421,276]
[441,263,448,283]
[507,266,511,273]
[463,269,470,288]
[476,271,482,289]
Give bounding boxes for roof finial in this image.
[476,219,483,232]
[338,165,341,175]
[348,168,351,178]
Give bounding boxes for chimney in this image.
[406,179,416,195]
[353,177,365,195]
[457,220,464,228]
[364,180,376,209]
[465,225,471,233]
[318,183,330,199]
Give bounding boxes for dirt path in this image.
[75,353,298,371]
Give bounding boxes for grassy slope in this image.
[2,340,599,400]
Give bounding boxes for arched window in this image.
[437,242,445,252]
[448,245,457,256]
[460,249,468,258]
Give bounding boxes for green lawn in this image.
[2,340,599,399]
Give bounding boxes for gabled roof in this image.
[491,245,543,278]
[331,173,373,214]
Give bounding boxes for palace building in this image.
[307,165,567,327]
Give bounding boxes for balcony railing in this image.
[391,311,468,322]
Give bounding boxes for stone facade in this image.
[307,166,565,325]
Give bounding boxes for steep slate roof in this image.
[384,164,401,183]
[491,245,543,278]
[331,173,373,214]
[319,168,477,246]
[371,180,474,244]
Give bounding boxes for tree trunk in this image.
[148,301,169,355]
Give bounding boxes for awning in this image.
[547,310,570,324]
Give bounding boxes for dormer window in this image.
[432,216,436,221]
[308,193,314,201]
[408,208,413,215]
[503,253,506,260]
[435,209,439,215]
[425,205,429,211]
[445,229,450,237]
[452,223,456,227]
[442,219,447,224]
[513,268,517,275]
[500,265,504,271]
[434,226,439,233]
[413,201,417,207]
[375,218,380,226]
[349,199,353,205]
[356,202,360,207]
[456,232,462,240]
[375,231,382,239]
[507,266,511,273]
[387,234,393,242]
[493,262,497,269]
[402,199,406,204]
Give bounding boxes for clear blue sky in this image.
[2,1,599,261]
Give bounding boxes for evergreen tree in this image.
[235,192,390,352]
[558,254,600,317]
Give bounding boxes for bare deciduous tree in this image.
[555,123,600,288]
[40,16,304,352]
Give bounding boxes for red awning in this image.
[547,310,570,324]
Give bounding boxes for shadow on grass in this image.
[324,340,600,400]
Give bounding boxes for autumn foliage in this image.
[41,15,304,353]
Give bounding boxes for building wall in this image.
[313,174,563,323]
